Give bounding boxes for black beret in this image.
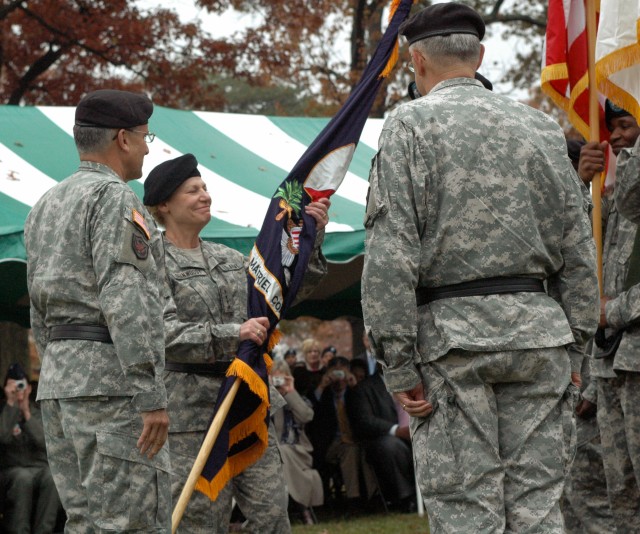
[144,153,201,206]
[75,89,153,128]
[605,99,631,130]
[400,2,485,45]
[6,362,27,381]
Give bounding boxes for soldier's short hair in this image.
[73,125,116,154]
[411,33,481,67]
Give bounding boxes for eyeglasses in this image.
[407,62,415,73]
[127,129,156,143]
[112,129,156,143]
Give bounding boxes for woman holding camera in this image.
[0,363,62,533]
[270,360,323,525]
[143,154,329,533]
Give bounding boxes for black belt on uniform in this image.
[49,325,113,344]
[164,361,231,377]
[416,277,545,306]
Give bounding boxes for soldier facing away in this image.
[24,89,172,532]
[361,3,599,533]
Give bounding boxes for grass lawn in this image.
[291,512,430,534]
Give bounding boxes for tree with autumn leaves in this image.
[1,0,546,116]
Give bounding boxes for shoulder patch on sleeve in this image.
[132,209,151,240]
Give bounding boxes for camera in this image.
[331,370,345,380]
[15,379,28,391]
[272,376,286,387]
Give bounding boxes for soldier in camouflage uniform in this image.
[559,141,614,533]
[582,102,640,533]
[560,352,614,533]
[24,90,171,532]
[361,4,599,533]
[143,154,329,533]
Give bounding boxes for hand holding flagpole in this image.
[171,377,241,533]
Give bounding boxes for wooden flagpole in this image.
[586,0,603,294]
[171,377,241,533]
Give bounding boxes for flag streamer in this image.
[595,0,640,123]
[541,0,608,141]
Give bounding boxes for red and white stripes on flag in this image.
[596,0,640,124]
[541,0,608,141]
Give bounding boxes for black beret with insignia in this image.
[75,89,153,128]
[143,153,201,206]
[400,2,485,45]
[605,99,631,130]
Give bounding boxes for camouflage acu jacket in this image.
[362,77,599,392]
[597,135,640,376]
[163,234,327,432]
[25,162,167,412]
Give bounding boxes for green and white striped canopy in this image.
[0,105,383,326]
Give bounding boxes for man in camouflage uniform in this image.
[25,90,171,533]
[581,102,640,532]
[143,154,329,533]
[361,4,599,533]
[559,140,614,533]
[560,353,614,533]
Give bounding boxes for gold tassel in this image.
[378,0,418,79]
[198,329,282,500]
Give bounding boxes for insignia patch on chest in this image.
[132,233,149,260]
[132,209,151,240]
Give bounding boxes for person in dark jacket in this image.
[0,363,62,533]
[346,367,416,512]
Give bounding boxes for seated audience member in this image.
[306,356,374,510]
[321,346,337,368]
[292,338,325,397]
[284,348,298,371]
[350,359,368,385]
[0,363,62,534]
[270,360,323,525]
[346,365,416,513]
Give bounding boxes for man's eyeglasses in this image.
[126,129,156,143]
[112,129,156,143]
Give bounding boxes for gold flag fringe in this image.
[196,330,281,500]
[595,22,640,125]
[378,0,417,79]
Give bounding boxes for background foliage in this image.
[2,0,553,117]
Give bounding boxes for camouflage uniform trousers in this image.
[170,423,290,534]
[560,433,615,533]
[596,373,640,534]
[412,347,577,534]
[41,397,171,533]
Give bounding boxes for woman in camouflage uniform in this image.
[144,154,329,533]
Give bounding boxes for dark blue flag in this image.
[197,0,416,500]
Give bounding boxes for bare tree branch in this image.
[8,45,67,104]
